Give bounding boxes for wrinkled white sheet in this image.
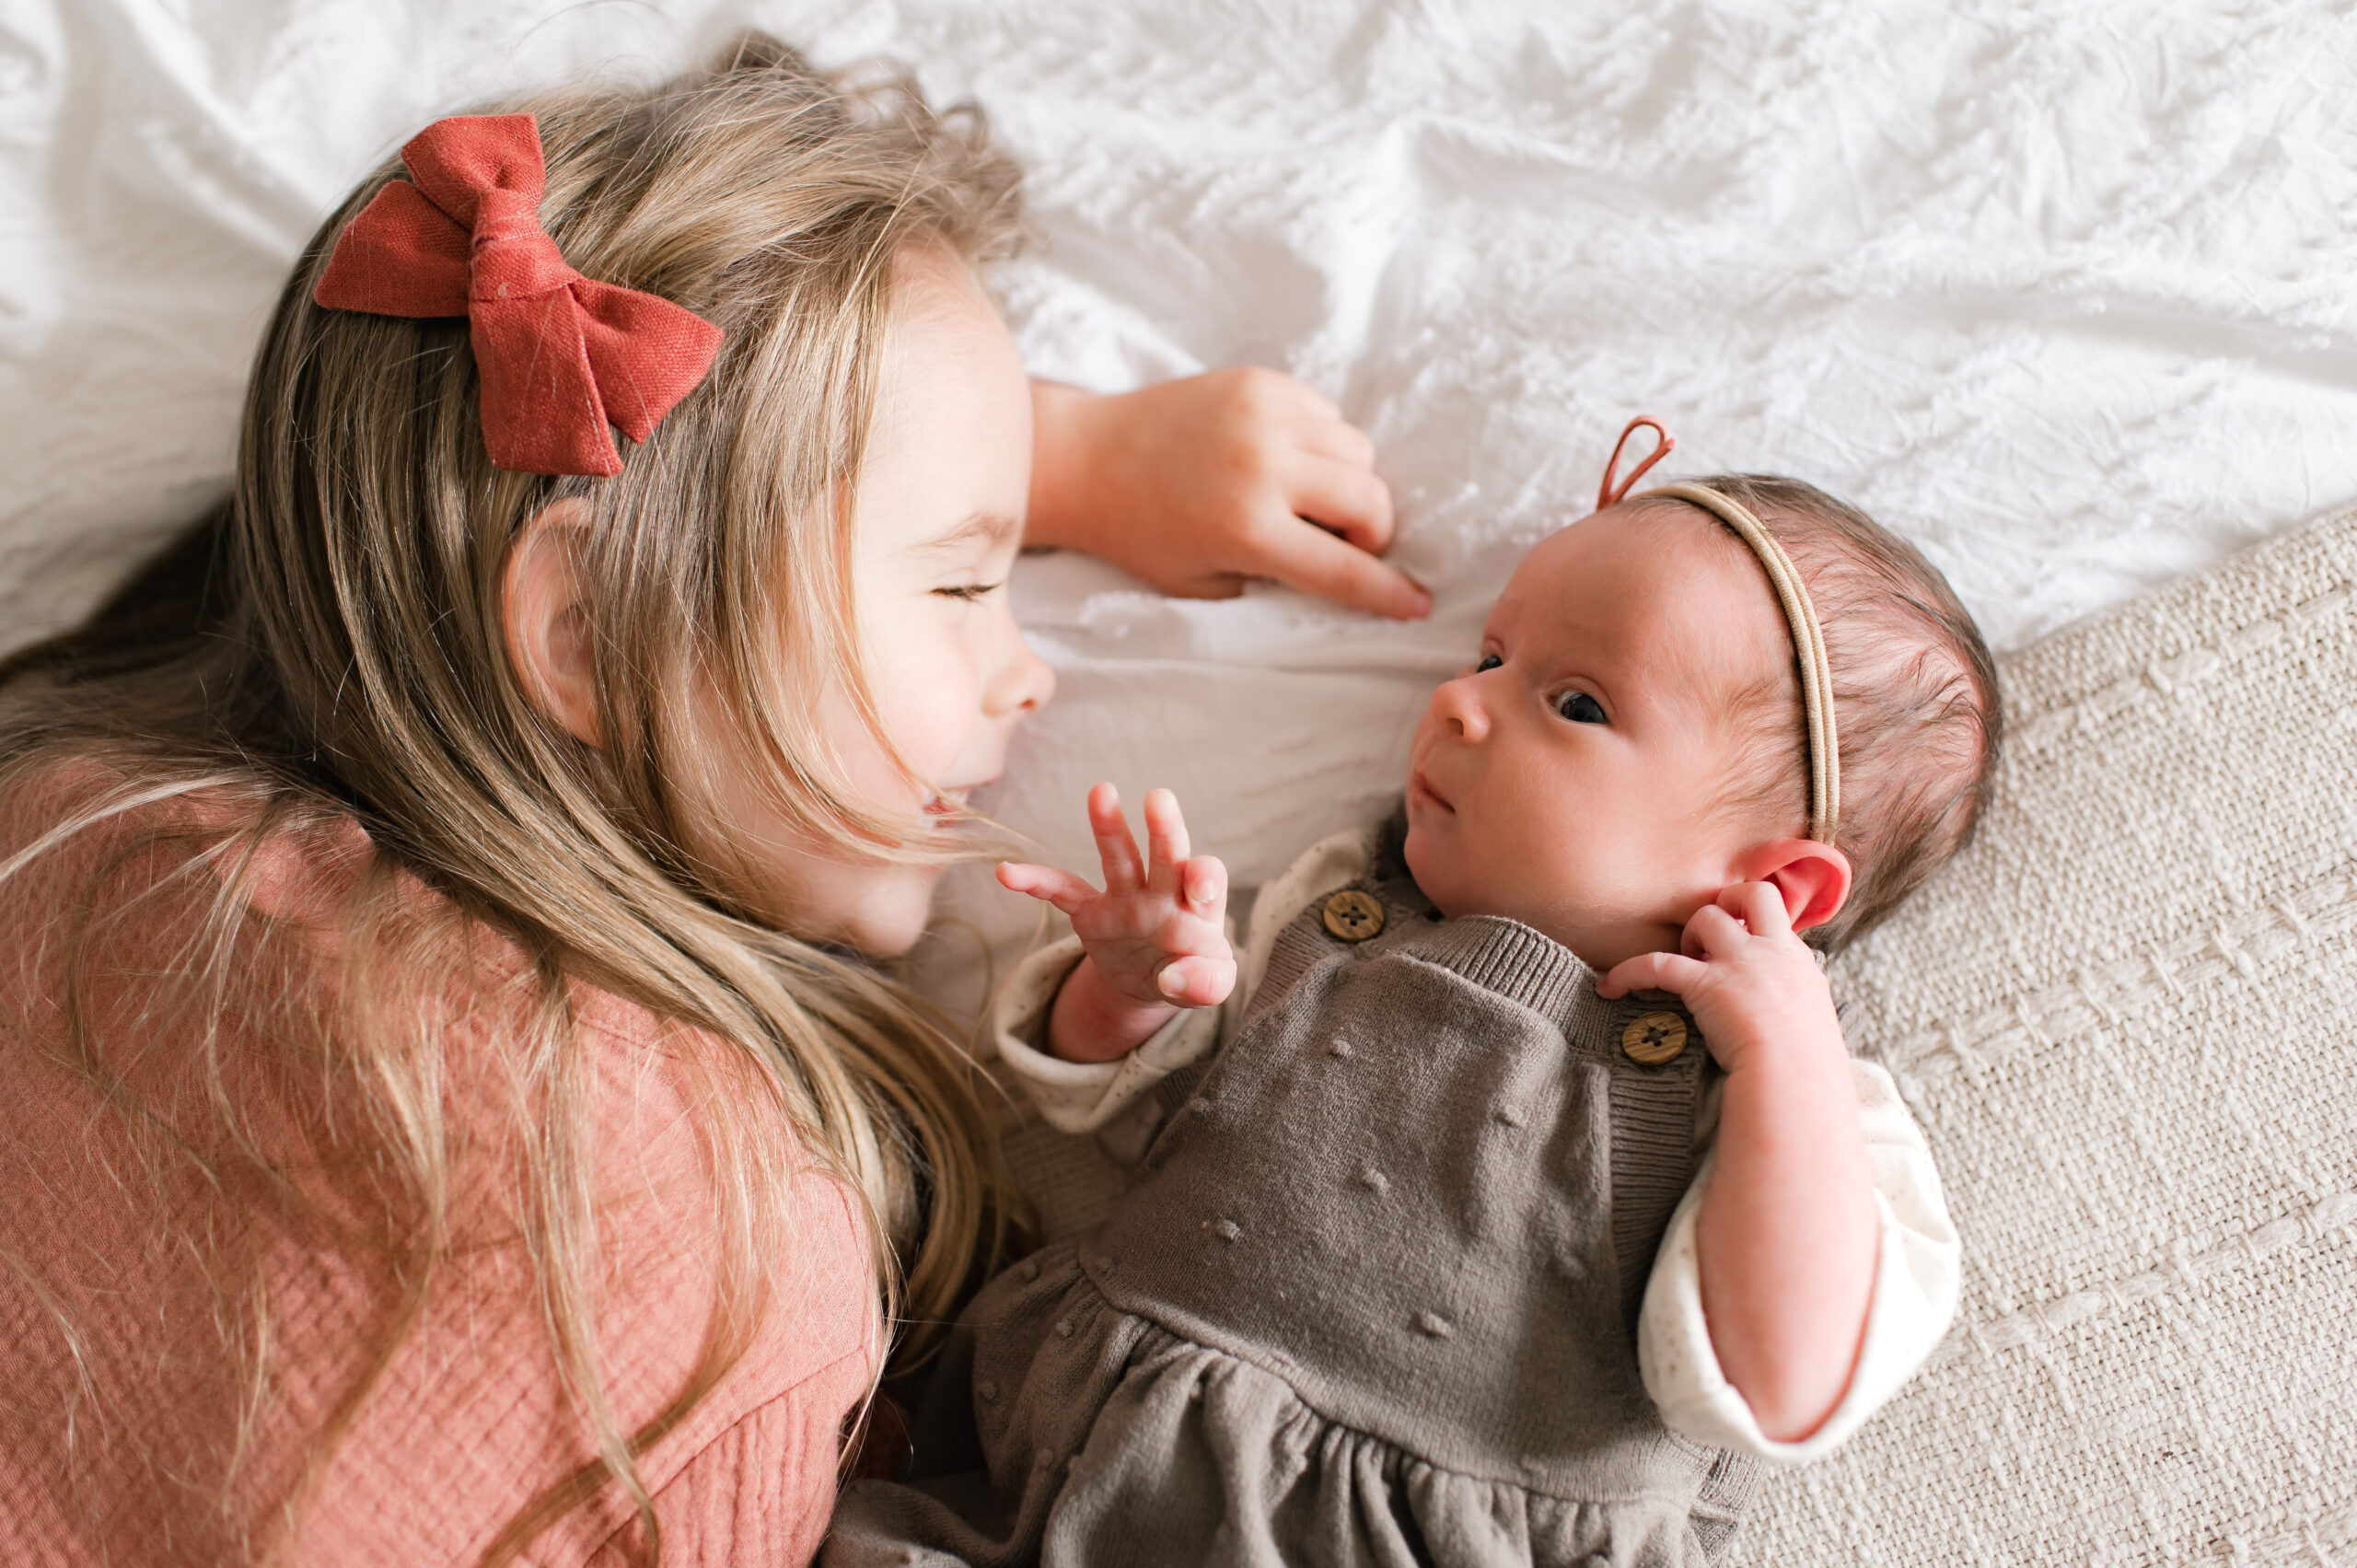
[6,1,2355,1019]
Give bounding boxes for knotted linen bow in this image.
[312,114,723,478]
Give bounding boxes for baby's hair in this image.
[0,34,1023,1561]
[1642,477,2002,951]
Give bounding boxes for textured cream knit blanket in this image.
[1737,509,2357,1564]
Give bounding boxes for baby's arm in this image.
[1024,372,1430,621]
[998,784,1237,1063]
[1599,882,1879,1445]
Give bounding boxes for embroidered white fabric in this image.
[10,4,2355,796]
[12,4,2357,1554]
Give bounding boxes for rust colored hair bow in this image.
[312,113,723,478]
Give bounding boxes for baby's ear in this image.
[1739,838,1852,935]
[502,497,604,748]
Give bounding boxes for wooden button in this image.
[1620,1011,1688,1065]
[1321,889,1386,942]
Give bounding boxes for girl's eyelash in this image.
[1474,653,1502,672]
[934,582,1003,601]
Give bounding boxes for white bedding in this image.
[7,0,2356,1017]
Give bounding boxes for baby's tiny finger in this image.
[1156,954,1238,1008]
[1685,903,1747,958]
[1086,782,1144,890]
[1183,854,1227,915]
[1142,787,1190,891]
[1598,950,1705,998]
[994,861,1100,917]
[1735,879,1794,937]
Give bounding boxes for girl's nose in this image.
[1428,673,1490,742]
[984,624,1055,718]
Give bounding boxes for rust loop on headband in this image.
[311,114,724,478]
[1596,416,1675,512]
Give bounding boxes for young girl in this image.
[0,37,1419,1566]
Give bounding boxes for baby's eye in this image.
[1555,691,1607,725]
[1473,654,1503,673]
[933,582,1002,602]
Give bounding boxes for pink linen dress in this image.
[0,761,877,1565]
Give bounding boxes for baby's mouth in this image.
[1410,768,1454,813]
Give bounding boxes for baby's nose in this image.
[1428,675,1490,741]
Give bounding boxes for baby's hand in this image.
[1599,882,1875,1442]
[998,784,1236,1063]
[1026,371,1430,621]
[1596,882,1843,1076]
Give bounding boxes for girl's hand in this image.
[997,783,1236,1063]
[1596,881,1843,1075]
[1027,372,1430,621]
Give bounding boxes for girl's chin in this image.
[833,869,946,958]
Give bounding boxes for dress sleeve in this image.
[1635,1060,1959,1465]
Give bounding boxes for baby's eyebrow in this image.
[916,510,1022,556]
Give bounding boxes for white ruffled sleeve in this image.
[989,935,1231,1135]
[1636,1059,1959,1465]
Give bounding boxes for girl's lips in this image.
[924,779,996,817]
[1409,769,1453,813]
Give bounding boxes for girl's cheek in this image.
[870,623,982,778]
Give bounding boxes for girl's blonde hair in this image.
[0,35,1022,1562]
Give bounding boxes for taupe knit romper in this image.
[827,841,1759,1567]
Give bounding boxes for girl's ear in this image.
[1737,838,1852,935]
[503,499,603,748]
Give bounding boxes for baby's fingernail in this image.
[1156,967,1185,999]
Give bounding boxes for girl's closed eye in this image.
[1555,690,1608,724]
[934,581,1003,602]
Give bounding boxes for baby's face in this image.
[1402,504,1796,970]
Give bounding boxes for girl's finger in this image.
[1597,949,1707,998]
[1142,788,1190,892]
[1289,412,1377,470]
[994,862,1101,916]
[1730,879,1793,938]
[1245,508,1429,621]
[1238,368,1340,425]
[1182,854,1226,917]
[1278,452,1397,555]
[1086,782,1144,890]
[1684,903,1747,959]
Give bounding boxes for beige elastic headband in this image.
[1597,418,1842,842]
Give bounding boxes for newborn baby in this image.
[830,434,1995,1566]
